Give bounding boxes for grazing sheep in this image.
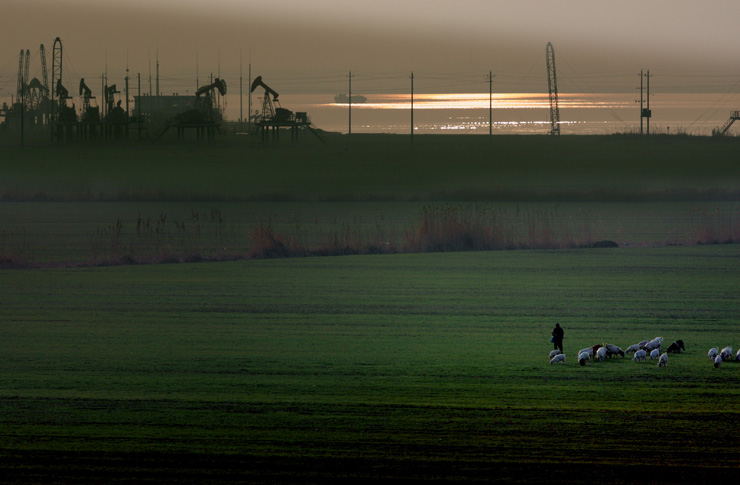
[596,347,607,362]
[736,349,740,362]
[649,348,660,360]
[658,353,668,367]
[714,355,722,369]
[633,349,647,362]
[550,354,566,365]
[625,344,641,354]
[666,340,685,353]
[591,344,604,355]
[637,339,651,349]
[578,348,594,360]
[605,344,625,358]
[720,346,734,362]
[549,350,562,359]
[645,338,663,353]
[578,352,590,366]
[708,347,719,361]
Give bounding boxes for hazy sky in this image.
[3,0,740,97]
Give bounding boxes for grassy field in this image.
[1,245,740,483]
[2,134,740,482]
[2,134,740,202]
[2,134,740,265]
[2,199,738,265]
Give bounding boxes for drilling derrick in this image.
[39,44,50,123]
[16,50,25,102]
[51,37,63,133]
[15,51,30,109]
[27,47,51,125]
[23,49,30,92]
[8,49,27,128]
[40,45,49,93]
[545,42,560,136]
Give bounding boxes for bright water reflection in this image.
[233,92,740,135]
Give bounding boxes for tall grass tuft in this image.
[404,205,506,252]
[247,219,397,259]
[0,229,31,268]
[403,204,596,253]
[91,209,242,265]
[693,205,740,244]
[247,204,600,259]
[247,223,299,259]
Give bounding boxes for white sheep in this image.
[708,347,719,361]
[649,348,660,360]
[596,347,607,362]
[578,352,590,366]
[736,349,740,362]
[578,347,594,359]
[633,349,647,362]
[550,354,566,365]
[720,346,734,362]
[625,344,641,354]
[637,339,650,349]
[658,353,668,367]
[645,338,663,352]
[549,350,562,359]
[714,355,723,369]
[605,344,624,358]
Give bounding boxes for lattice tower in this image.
[545,42,560,135]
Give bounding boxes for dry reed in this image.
[248,204,602,259]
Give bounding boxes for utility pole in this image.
[105,52,108,120]
[646,70,652,138]
[137,72,141,139]
[410,71,414,143]
[148,48,152,96]
[126,52,130,115]
[639,70,653,137]
[239,50,243,130]
[348,70,354,135]
[101,74,105,120]
[125,62,130,138]
[217,50,221,112]
[487,71,494,139]
[156,47,160,97]
[639,70,643,135]
[20,71,24,149]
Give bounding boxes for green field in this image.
[2,135,740,482]
[2,135,740,265]
[2,135,740,203]
[2,246,740,482]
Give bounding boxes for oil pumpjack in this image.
[178,77,227,124]
[153,78,226,141]
[78,78,100,137]
[249,75,323,143]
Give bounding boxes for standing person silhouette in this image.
[552,323,564,353]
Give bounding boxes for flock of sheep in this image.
[549,337,740,369]
[708,346,739,368]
